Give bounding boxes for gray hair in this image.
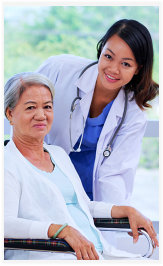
[4,72,55,118]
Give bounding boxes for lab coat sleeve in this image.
[96,110,147,205]
[87,200,114,218]
[77,176,114,218]
[4,169,53,239]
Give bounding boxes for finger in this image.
[81,247,90,260]
[144,222,156,242]
[130,224,139,243]
[149,224,159,248]
[85,244,99,260]
[128,231,142,237]
[140,221,159,248]
[75,249,82,260]
[150,228,158,247]
[91,244,99,260]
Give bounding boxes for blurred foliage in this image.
[4,6,159,82]
[4,6,159,169]
[139,138,159,168]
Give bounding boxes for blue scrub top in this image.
[69,100,114,200]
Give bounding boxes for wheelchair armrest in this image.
[4,218,129,252]
[93,217,130,229]
[4,218,155,258]
[93,217,155,258]
[4,238,74,252]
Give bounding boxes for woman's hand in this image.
[111,206,159,248]
[48,224,99,260]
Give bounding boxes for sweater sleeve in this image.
[4,169,53,239]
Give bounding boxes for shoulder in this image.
[127,92,147,122]
[4,142,22,180]
[40,54,93,69]
[44,144,78,176]
[44,143,70,160]
[4,141,15,167]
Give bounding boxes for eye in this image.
[26,106,35,110]
[44,105,53,109]
[122,62,131,67]
[104,54,112,60]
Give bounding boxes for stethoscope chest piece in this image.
[103,145,112,157]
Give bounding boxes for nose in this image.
[34,108,46,120]
[110,62,120,75]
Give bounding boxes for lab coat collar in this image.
[112,88,126,118]
[74,62,126,119]
[74,62,126,135]
[74,63,98,94]
[96,89,126,148]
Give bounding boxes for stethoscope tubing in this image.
[69,61,128,157]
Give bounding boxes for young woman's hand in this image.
[48,224,99,260]
[111,206,159,248]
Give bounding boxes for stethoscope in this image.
[69,61,128,157]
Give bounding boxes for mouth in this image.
[33,123,46,129]
[105,73,120,83]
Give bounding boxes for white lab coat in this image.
[4,140,141,260]
[37,54,147,205]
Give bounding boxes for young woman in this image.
[36,19,158,206]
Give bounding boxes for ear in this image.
[5,107,13,122]
[135,65,143,75]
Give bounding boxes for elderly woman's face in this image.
[6,85,54,142]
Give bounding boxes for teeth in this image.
[107,74,116,80]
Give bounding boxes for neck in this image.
[94,79,120,103]
[12,135,45,159]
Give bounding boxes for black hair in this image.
[97,19,158,109]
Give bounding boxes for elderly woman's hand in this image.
[48,224,99,260]
[111,206,159,248]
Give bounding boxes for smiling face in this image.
[6,84,54,143]
[96,34,139,98]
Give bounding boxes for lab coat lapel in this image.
[70,64,98,147]
[98,89,125,140]
[74,63,98,121]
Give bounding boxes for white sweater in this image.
[4,140,140,260]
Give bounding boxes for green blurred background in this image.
[4,5,159,169]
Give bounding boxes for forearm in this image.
[47,223,69,238]
[111,205,135,218]
[111,205,159,247]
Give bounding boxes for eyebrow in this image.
[24,101,53,105]
[106,48,134,61]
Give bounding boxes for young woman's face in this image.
[6,85,54,142]
[97,34,139,97]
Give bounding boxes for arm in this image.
[4,170,53,239]
[4,168,99,260]
[97,109,147,204]
[48,224,99,260]
[111,205,159,248]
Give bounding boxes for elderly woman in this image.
[4,72,158,260]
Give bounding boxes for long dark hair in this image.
[97,19,159,109]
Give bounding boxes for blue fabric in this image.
[69,100,114,200]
